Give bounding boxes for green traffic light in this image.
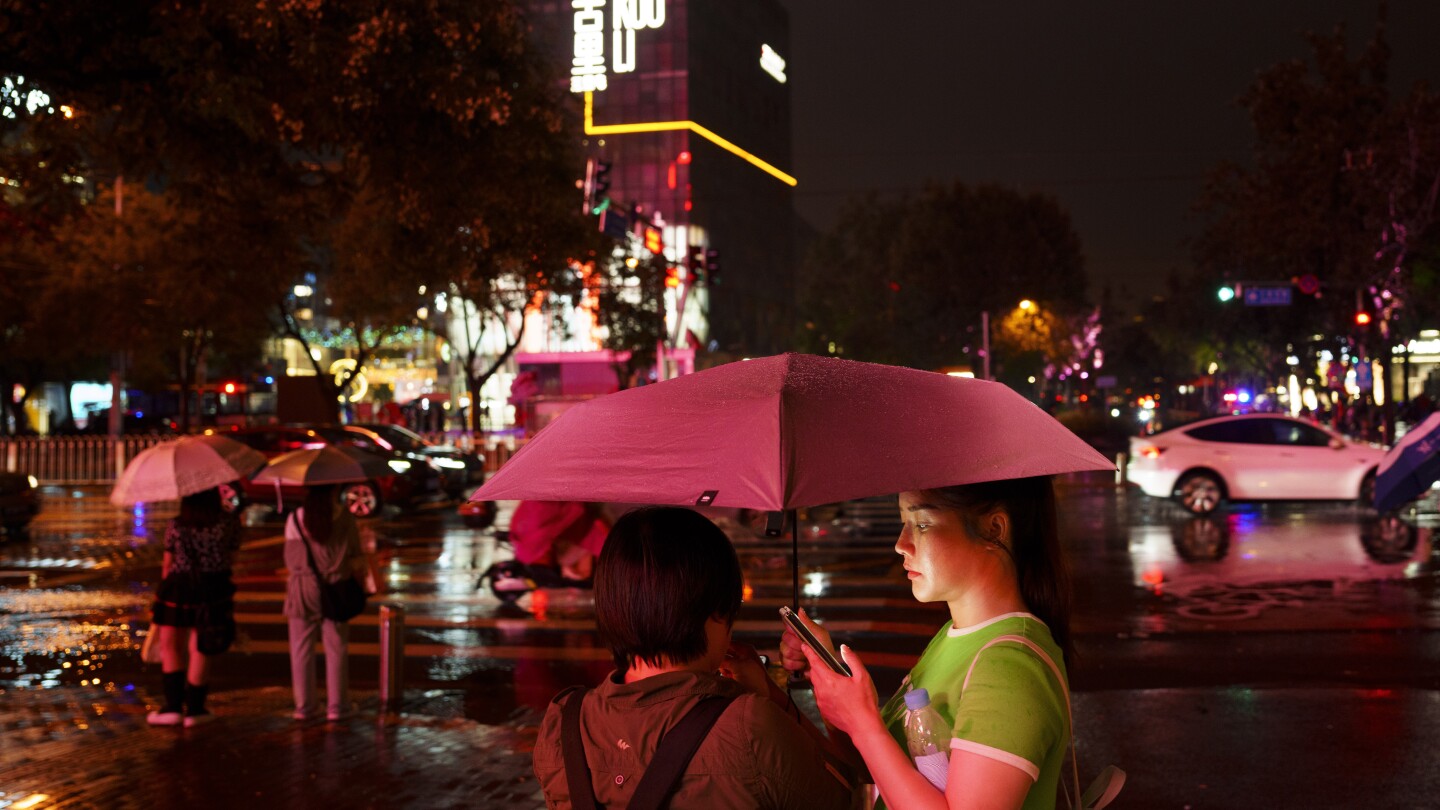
[1217,286,1235,302]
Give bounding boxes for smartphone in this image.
[779,606,851,676]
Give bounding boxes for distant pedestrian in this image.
[284,484,367,721]
[147,486,240,727]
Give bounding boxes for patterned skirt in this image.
[152,571,236,628]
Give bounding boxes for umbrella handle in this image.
[789,509,799,611]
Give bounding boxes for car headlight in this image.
[433,458,467,470]
[27,475,39,489]
[387,459,412,473]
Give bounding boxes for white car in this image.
[1127,414,1385,514]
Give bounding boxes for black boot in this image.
[183,682,213,727]
[147,671,186,726]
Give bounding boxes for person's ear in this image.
[985,510,1010,546]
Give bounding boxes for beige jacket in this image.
[281,505,361,619]
[533,670,852,810]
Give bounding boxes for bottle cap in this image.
[903,688,931,710]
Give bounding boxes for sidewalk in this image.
[0,684,544,809]
[5,682,1440,808]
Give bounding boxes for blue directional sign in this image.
[1242,285,1292,306]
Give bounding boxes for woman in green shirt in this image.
[782,476,1074,810]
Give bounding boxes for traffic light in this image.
[1355,311,1372,326]
[687,246,706,281]
[664,264,680,288]
[222,381,238,395]
[582,159,613,215]
[643,225,664,255]
[704,249,720,284]
[1217,285,1235,303]
[592,161,611,212]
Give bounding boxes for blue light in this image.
[264,376,275,384]
[1237,390,1252,404]
[135,410,144,417]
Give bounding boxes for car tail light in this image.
[1138,445,1164,459]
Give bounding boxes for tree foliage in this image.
[1194,18,1440,377]
[796,182,1090,377]
[0,0,589,429]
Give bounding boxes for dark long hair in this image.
[301,485,338,543]
[918,476,1074,664]
[176,487,224,527]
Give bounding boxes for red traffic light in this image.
[1355,312,1372,326]
[222,382,238,394]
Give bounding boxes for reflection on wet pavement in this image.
[2,479,1439,701]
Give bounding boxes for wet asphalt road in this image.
[2,473,1439,807]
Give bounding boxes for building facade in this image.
[527,0,797,354]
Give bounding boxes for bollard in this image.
[1115,451,1128,486]
[378,604,405,710]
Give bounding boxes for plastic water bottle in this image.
[903,688,950,792]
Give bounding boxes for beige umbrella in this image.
[251,445,394,486]
[110,434,267,506]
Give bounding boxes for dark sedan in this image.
[0,471,40,536]
[347,423,485,499]
[215,425,444,517]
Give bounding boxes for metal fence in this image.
[1,433,524,484]
[1,435,169,485]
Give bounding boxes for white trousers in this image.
[287,616,349,716]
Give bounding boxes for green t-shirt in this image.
[876,612,1069,810]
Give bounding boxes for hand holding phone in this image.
[779,606,851,676]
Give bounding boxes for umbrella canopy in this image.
[253,445,394,487]
[473,353,1114,510]
[110,434,267,507]
[1374,411,1440,512]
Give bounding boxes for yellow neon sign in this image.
[584,92,797,187]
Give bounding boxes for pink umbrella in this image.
[474,353,1113,510]
[110,434,267,507]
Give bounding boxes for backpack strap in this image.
[627,694,738,810]
[558,686,601,810]
[961,635,1082,808]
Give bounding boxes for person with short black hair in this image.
[533,506,852,809]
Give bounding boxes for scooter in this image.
[480,530,594,603]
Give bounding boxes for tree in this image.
[2,0,590,426]
[1195,15,1440,431]
[797,182,1090,373]
[591,254,669,389]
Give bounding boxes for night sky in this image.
[777,1,1440,312]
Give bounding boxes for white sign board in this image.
[571,0,667,93]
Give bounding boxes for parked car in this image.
[0,471,40,536]
[341,424,485,500]
[1127,414,1385,514]
[213,425,443,517]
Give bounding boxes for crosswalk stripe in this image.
[234,638,921,670]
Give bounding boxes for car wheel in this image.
[217,480,246,514]
[1176,472,1225,515]
[1358,470,1377,508]
[342,482,382,517]
[1360,514,1419,563]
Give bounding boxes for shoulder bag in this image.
[294,511,368,623]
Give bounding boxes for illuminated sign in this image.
[583,92,798,186]
[570,0,667,93]
[760,44,787,83]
